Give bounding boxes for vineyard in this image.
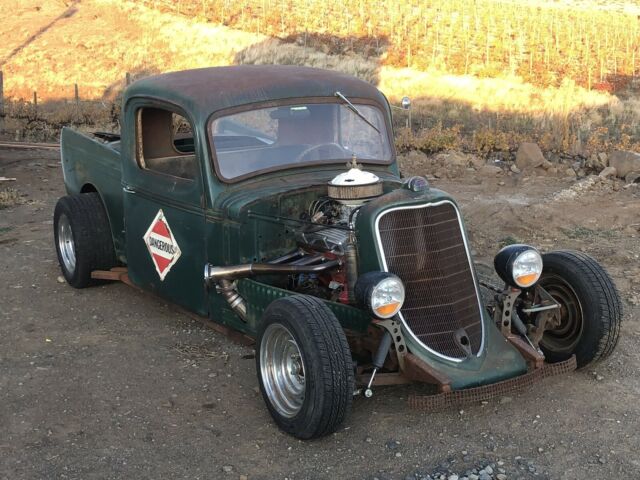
[138,0,640,91]
[2,0,640,156]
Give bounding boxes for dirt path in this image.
[1,148,638,480]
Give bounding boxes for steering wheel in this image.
[294,143,346,162]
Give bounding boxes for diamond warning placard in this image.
[143,209,182,281]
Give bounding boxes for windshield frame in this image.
[206,96,395,183]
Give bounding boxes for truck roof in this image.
[124,65,390,121]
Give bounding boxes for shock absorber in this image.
[364,330,393,398]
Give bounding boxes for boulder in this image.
[434,151,469,167]
[598,152,609,167]
[405,150,428,163]
[516,142,546,170]
[468,155,485,169]
[398,150,429,176]
[481,165,502,176]
[626,171,640,184]
[570,139,585,157]
[586,153,605,171]
[609,151,640,178]
[599,166,617,179]
[564,167,577,179]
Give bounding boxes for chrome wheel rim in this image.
[260,323,306,418]
[57,214,76,273]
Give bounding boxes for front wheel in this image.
[256,295,354,439]
[537,250,622,368]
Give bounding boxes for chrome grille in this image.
[376,201,483,359]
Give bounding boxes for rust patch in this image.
[407,355,577,411]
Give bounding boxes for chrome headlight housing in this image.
[355,272,405,319]
[494,244,543,289]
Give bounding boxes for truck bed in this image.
[60,127,126,261]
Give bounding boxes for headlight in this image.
[403,176,429,192]
[494,244,543,289]
[355,272,405,319]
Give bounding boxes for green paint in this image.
[59,68,528,392]
[237,279,372,335]
[355,186,527,388]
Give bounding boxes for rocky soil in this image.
[1,146,639,480]
[399,144,640,187]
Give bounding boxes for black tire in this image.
[256,295,354,439]
[474,261,501,313]
[538,250,622,368]
[53,193,117,288]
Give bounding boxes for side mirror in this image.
[401,96,411,110]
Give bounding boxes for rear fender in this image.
[60,128,126,262]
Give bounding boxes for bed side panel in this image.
[60,127,126,261]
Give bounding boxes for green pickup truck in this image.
[55,65,622,439]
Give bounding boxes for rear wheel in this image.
[538,250,622,368]
[53,193,117,288]
[256,295,354,439]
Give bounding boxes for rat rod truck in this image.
[55,66,622,439]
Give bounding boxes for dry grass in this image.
[234,38,381,84]
[0,0,265,100]
[0,188,21,209]
[2,0,640,157]
[1,97,117,142]
[237,39,640,156]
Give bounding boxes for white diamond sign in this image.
[143,209,182,281]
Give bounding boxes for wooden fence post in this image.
[33,91,38,117]
[0,70,4,117]
[74,83,80,121]
[0,70,4,133]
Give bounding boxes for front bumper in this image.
[407,355,577,411]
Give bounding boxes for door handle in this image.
[123,185,135,194]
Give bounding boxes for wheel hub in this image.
[538,274,584,354]
[57,213,76,273]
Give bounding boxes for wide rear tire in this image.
[256,295,354,439]
[538,250,622,368]
[53,193,117,288]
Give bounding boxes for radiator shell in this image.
[375,200,484,361]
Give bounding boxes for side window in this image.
[136,107,197,180]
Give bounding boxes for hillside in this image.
[1,0,639,158]
[138,0,640,90]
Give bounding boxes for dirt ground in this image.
[1,147,639,480]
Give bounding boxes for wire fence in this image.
[0,71,130,143]
[4,68,618,158]
[0,70,414,144]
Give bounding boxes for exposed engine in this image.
[290,161,384,303]
[297,161,382,248]
[204,161,388,320]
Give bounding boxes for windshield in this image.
[210,102,392,180]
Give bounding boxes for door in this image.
[122,100,208,315]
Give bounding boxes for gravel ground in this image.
[1,147,639,479]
